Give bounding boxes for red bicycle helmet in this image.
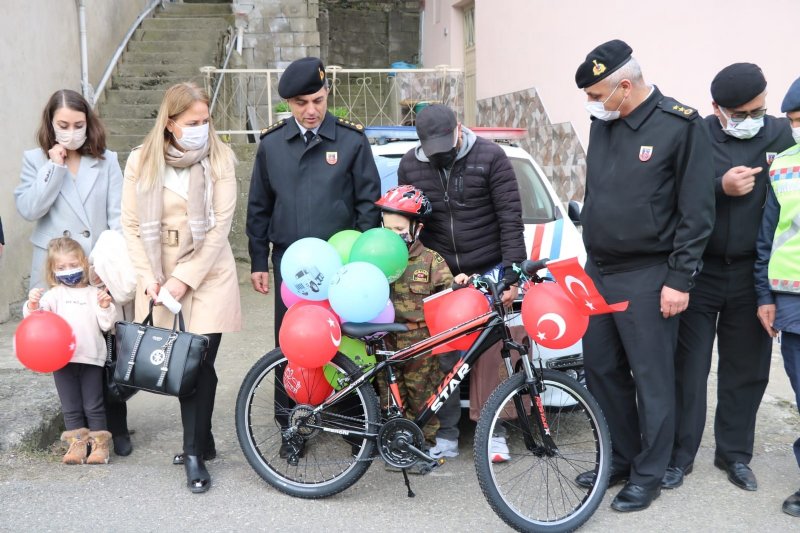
[375,185,432,219]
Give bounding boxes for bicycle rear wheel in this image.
[235,348,380,498]
[474,369,611,532]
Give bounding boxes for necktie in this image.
[304,130,315,145]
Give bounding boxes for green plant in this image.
[330,106,349,119]
[274,101,289,113]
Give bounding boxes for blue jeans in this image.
[781,332,800,469]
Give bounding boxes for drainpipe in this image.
[77,0,92,101]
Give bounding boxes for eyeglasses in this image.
[723,107,767,123]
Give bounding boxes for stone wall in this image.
[477,89,585,204]
[319,0,420,68]
[236,0,321,69]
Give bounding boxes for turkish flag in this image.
[546,257,629,315]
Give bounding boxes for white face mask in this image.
[585,83,625,121]
[792,126,800,145]
[53,124,87,151]
[174,123,209,151]
[718,108,764,140]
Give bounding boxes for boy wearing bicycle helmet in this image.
[376,185,458,456]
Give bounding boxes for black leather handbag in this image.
[103,331,137,403]
[114,302,209,397]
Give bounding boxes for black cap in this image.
[278,57,326,99]
[781,76,800,113]
[575,39,633,89]
[415,104,457,156]
[711,63,767,108]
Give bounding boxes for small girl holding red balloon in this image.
[23,236,116,465]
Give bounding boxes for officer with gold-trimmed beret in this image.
[572,39,715,513]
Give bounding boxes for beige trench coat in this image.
[121,149,241,334]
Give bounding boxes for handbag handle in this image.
[143,300,187,332]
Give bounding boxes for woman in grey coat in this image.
[14,89,129,455]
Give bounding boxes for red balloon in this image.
[279,303,341,368]
[521,283,588,349]
[427,287,491,351]
[283,363,334,405]
[15,311,76,372]
[289,299,341,323]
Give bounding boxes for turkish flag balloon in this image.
[283,363,333,405]
[279,304,342,368]
[15,311,76,372]
[521,282,588,349]
[425,287,491,351]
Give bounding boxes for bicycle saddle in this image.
[341,322,409,337]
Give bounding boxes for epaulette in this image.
[432,252,445,265]
[336,117,365,133]
[659,99,698,120]
[260,119,286,139]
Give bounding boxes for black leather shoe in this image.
[112,433,132,456]
[611,482,661,512]
[173,433,217,465]
[661,463,693,489]
[575,467,628,489]
[714,457,757,491]
[782,489,800,517]
[184,455,211,494]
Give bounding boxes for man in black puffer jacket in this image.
[397,104,526,462]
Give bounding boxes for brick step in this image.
[96,103,160,119]
[126,40,217,54]
[133,28,224,42]
[112,74,207,90]
[160,3,231,16]
[106,134,144,153]
[103,118,156,136]
[116,63,205,78]
[141,16,229,31]
[122,51,212,65]
[105,88,167,105]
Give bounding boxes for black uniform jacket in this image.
[581,86,715,292]
[246,113,381,272]
[702,114,793,262]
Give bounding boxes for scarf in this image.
[137,143,215,284]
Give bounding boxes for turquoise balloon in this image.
[328,262,390,322]
[349,228,409,283]
[280,238,343,301]
[327,229,362,263]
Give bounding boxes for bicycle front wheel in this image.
[235,348,380,498]
[474,369,611,533]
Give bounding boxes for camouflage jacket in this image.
[388,239,454,349]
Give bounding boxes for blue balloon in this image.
[328,262,390,322]
[280,238,343,301]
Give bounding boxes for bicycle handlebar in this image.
[450,258,551,301]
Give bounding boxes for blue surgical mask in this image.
[55,266,84,286]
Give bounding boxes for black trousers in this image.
[53,363,106,431]
[671,258,772,468]
[583,261,678,490]
[180,333,221,456]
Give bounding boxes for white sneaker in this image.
[490,434,510,463]
[429,437,459,458]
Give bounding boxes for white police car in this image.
[367,126,587,403]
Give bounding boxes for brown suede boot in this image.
[61,428,89,465]
[86,430,113,464]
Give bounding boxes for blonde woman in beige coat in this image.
[121,82,241,494]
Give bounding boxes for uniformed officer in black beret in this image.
[754,76,800,518]
[668,63,794,493]
[245,57,381,460]
[573,39,715,512]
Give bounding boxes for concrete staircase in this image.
[96,2,233,168]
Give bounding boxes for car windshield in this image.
[509,156,557,224]
[374,154,402,194]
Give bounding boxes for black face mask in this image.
[429,147,457,169]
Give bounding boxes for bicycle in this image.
[235,259,612,532]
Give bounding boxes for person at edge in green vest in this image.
[754,75,800,518]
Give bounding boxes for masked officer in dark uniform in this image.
[246,57,381,460]
[573,40,715,512]
[246,56,381,339]
[666,64,794,491]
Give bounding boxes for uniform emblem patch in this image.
[412,269,430,282]
[766,152,777,165]
[592,60,606,76]
[639,146,653,162]
[326,151,338,165]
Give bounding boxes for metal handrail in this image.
[207,26,238,116]
[91,0,163,108]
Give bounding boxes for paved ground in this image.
[1,276,799,532]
